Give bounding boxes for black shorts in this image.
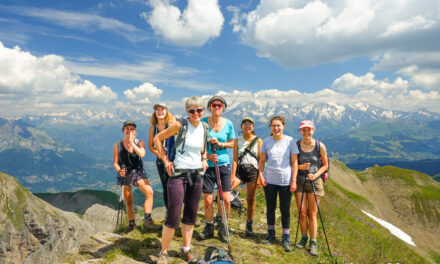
[118,170,148,186]
[236,164,258,183]
[203,164,231,194]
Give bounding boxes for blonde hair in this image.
[150,109,175,125]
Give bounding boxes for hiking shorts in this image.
[236,164,258,183]
[295,177,325,196]
[119,170,148,186]
[203,164,231,194]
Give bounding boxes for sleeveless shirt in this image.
[237,136,259,169]
[297,141,320,182]
[173,121,204,169]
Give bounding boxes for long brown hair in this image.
[150,109,175,125]
[269,116,285,136]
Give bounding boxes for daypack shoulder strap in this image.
[204,246,232,262]
[238,136,259,164]
[171,118,188,159]
[201,121,209,156]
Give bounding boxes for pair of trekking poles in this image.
[294,167,332,257]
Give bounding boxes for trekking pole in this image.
[310,180,332,257]
[211,143,232,253]
[293,178,307,252]
[116,183,125,231]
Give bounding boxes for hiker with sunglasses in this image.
[113,121,161,233]
[295,120,328,256]
[148,102,175,209]
[199,95,236,242]
[154,96,209,264]
[257,116,299,252]
[231,117,262,238]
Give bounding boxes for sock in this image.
[268,225,275,230]
[283,228,290,235]
[310,238,317,243]
[144,213,151,221]
[182,246,190,252]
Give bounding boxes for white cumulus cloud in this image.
[124,83,163,104]
[145,0,224,46]
[0,42,117,109]
[231,0,440,67]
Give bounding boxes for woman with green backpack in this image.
[231,117,262,238]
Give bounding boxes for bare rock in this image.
[84,204,119,233]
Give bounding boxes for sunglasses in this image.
[211,103,223,109]
[188,108,204,114]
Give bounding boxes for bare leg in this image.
[161,226,175,252]
[307,193,319,239]
[137,179,153,214]
[181,224,194,248]
[295,192,308,235]
[246,182,258,221]
[203,193,214,222]
[124,185,135,220]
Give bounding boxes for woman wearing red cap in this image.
[295,120,329,256]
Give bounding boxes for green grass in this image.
[430,250,440,264]
[329,179,371,205]
[354,171,367,181]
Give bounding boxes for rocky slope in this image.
[0,172,117,264]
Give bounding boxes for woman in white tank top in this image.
[153,96,209,263]
[231,117,262,238]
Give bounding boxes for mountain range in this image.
[1,102,440,192]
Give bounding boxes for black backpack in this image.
[188,246,234,264]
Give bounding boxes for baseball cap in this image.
[241,116,254,124]
[122,120,137,130]
[298,120,315,130]
[153,102,167,110]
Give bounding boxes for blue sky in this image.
[1,0,440,115]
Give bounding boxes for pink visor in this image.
[298,120,315,130]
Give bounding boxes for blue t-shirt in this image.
[201,117,235,167]
[261,135,299,186]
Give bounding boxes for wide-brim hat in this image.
[298,120,315,131]
[207,95,227,110]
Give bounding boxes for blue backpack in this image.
[188,246,234,264]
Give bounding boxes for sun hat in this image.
[298,120,315,131]
[207,95,227,110]
[241,116,254,124]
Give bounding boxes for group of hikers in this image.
[113,95,329,263]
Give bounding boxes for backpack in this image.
[170,118,209,161]
[188,246,234,264]
[296,139,329,182]
[153,123,175,160]
[237,136,259,165]
[230,189,244,215]
[116,139,145,185]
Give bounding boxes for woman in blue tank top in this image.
[294,120,329,256]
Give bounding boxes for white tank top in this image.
[174,121,204,169]
[237,136,259,169]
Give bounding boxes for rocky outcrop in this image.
[0,172,95,264]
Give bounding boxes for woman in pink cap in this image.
[294,120,329,256]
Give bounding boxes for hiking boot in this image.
[296,235,308,249]
[157,251,169,264]
[282,234,292,252]
[180,248,193,261]
[125,221,136,233]
[309,239,318,256]
[214,214,222,230]
[245,220,254,237]
[143,218,162,231]
[218,223,229,243]
[199,222,214,240]
[263,229,277,245]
